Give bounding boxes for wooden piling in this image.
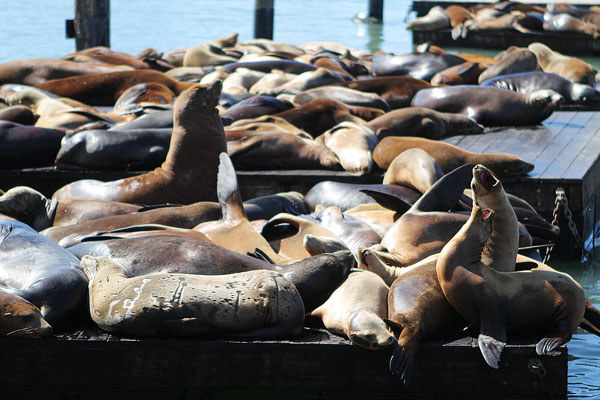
[368,0,384,22]
[73,0,110,50]
[254,0,274,40]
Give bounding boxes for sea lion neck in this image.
[161,82,226,172]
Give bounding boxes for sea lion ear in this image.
[209,80,223,102]
[383,318,403,335]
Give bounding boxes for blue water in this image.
[1,1,600,398]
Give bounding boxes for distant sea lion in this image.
[371,52,466,81]
[431,62,489,85]
[0,217,88,326]
[113,82,175,109]
[36,70,196,106]
[219,60,317,74]
[366,107,483,140]
[52,81,227,205]
[437,205,585,368]
[310,269,395,349]
[221,95,294,123]
[480,71,600,106]
[82,256,305,338]
[64,46,173,71]
[373,136,534,177]
[410,85,561,126]
[543,13,598,37]
[528,42,597,85]
[293,86,390,111]
[406,6,450,31]
[0,290,52,338]
[262,67,353,96]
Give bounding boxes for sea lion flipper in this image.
[478,334,506,369]
[136,204,182,212]
[359,189,411,214]
[412,164,474,212]
[247,248,276,264]
[261,218,299,241]
[217,152,247,222]
[535,337,564,355]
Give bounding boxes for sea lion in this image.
[228,115,309,136]
[183,43,239,67]
[528,42,597,85]
[430,62,489,85]
[382,149,444,194]
[292,86,390,111]
[318,122,378,175]
[227,131,341,171]
[480,71,600,106]
[0,105,36,124]
[64,46,173,71]
[477,47,539,84]
[366,107,483,140]
[52,81,227,205]
[436,205,585,368]
[261,67,353,96]
[219,60,317,75]
[109,109,175,130]
[0,122,65,168]
[543,13,598,37]
[373,136,534,177]
[35,70,196,106]
[82,256,305,338]
[0,58,131,86]
[55,128,172,171]
[0,290,52,338]
[113,82,175,110]
[406,6,450,31]
[249,70,296,95]
[0,217,88,326]
[221,95,294,123]
[310,269,395,349]
[331,76,433,109]
[411,85,562,126]
[70,237,353,313]
[371,52,466,81]
[221,67,267,97]
[274,98,382,138]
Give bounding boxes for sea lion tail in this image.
[217,152,247,222]
[580,299,600,337]
[478,334,505,369]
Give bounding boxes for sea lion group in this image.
[0,32,598,384]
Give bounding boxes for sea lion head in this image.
[0,292,52,338]
[570,83,600,105]
[0,186,52,228]
[174,81,222,125]
[471,164,502,206]
[347,309,396,350]
[468,205,495,247]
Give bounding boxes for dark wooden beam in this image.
[74,0,110,50]
[254,0,274,40]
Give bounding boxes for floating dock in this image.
[0,327,567,399]
[411,0,598,16]
[412,29,600,57]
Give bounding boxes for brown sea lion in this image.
[52,81,227,205]
[373,136,534,177]
[543,13,598,37]
[431,62,489,85]
[113,82,175,109]
[437,205,585,368]
[318,122,378,175]
[292,86,390,111]
[528,42,597,85]
[366,107,483,140]
[410,85,561,127]
[82,256,305,338]
[310,269,395,349]
[0,122,65,168]
[0,290,52,338]
[36,70,196,106]
[477,47,539,84]
[382,148,444,194]
[406,6,450,31]
[63,46,172,70]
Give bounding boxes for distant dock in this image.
[411,0,599,16]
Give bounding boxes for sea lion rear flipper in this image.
[217,152,247,222]
[385,319,416,385]
[412,164,474,212]
[478,334,506,369]
[261,217,300,242]
[535,337,565,355]
[137,204,182,212]
[359,189,411,214]
[247,248,275,264]
[580,299,600,337]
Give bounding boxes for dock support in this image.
[254,0,274,40]
[72,0,110,50]
[368,0,384,23]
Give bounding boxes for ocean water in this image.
[1,1,600,398]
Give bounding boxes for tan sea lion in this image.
[382,148,444,194]
[318,121,378,175]
[113,82,175,109]
[528,42,597,85]
[406,6,450,31]
[52,81,227,205]
[373,136,534,178]
[0,290,52,338]
[182,43,239,67]
[82,255,305,338]
[437,205,585,368]
[310,269,395,349]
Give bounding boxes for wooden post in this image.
[368,0,383,23]
[73,0,110,50]
[254,0,274,40]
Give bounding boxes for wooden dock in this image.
[411,0,598,16]
[1,110,599,257]
[412,29,600,57]
[0,326,567,399]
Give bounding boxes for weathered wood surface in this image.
[411,29,600,56]
[0,327,567,399]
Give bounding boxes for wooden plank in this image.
[533,112,591,179]
[539,112,598,179]
[465,129,508,154]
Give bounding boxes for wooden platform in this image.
[411,0,598,16]
[0,326,567,399]
[411,29,600,56]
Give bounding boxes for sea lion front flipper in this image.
[385,318,417,386]
[478,334,506,369]
[359,189,412,214]
[412,164,474,212]
[217,152,247,222]
[358,247,402,286]
[247,248,276,264]
[535,337,565,355]
[580,299,600,337]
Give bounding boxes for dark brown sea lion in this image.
[226,131,341,171]
[52,81,227,205]
[82,256,305,338]
[0,122,65,168]
[431,62,489,85]
[0,217,88,327]
[373,136,534,177]
[0,105,36,124]
[274,98,383,138]
[113,82,176,109]
[221,95,294,123]
[405,6,450,31]
[0,58,131,86]
[410,85,561,126]
[70,237,353,313]
[64,46,173,70]
[331,76,433,109]
[0,290,52,338]
[437,205,585,368]
[35,70,196,106]
[543,13,598,37]
[366,107,483,140]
